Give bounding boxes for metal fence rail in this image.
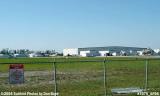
[0,58,160,96]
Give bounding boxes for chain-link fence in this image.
[0,57,160,96]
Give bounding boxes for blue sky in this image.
[0,0,160,51]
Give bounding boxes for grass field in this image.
[0,57,160,96]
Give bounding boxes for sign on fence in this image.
[9,64,24,84]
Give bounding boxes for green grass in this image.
[0,57,160,96]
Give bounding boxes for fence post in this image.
[145,58,148,91]
[103,58,107,96]
[53,59,58,96]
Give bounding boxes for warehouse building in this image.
[99,51,110,56]
[63,46,147,57]
[63,48,78,56]
[80,50,100,57]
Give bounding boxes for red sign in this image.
[9,64,24,84]
[10,64,24,69]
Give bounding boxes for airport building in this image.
[63,48,78,56]
[63,46,147,57]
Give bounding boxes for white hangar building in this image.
[63,48,78,56]
[63,46,147,57]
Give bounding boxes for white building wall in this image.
[112,52,117,56]
[28,53,37,58]
[80,51,90,57]
[80,50,100,57]
[63,48,78,56]
[137,51,143,56]
[154,49,160,53]
[99,51,109,57]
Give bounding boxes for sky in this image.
[0,0,160,51]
